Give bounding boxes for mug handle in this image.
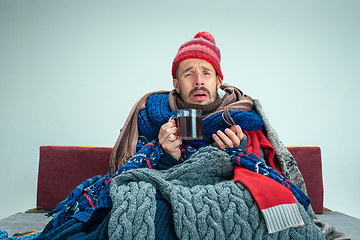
[168,114,178,124]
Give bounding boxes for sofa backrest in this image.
[287,146,324,214]
[37,146,112,211]
[36,145,323,214]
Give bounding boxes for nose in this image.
[194,73,204,87]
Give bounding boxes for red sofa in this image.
[36,145,324,214]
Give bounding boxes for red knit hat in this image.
[172,32,223,81]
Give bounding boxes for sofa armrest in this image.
[286,146,324,214]
[36,145,112,210]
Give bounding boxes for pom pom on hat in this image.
[193,31,216,44]
[172,32,223,81]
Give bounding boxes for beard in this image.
[179,85,219,105]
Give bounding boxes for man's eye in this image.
[185,73,192,77]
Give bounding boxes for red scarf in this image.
[233,130,304,233]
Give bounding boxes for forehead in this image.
[177,59,215,72]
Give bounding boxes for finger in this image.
[212,133,227,150]
[216,130,234,148]
[160,136,182,159]
[159,128,176,147]
[159,121,173,134]
[166,133,177,143]
[231,125,244,141]
[159,123,177,139]
[172,139,182,147]
[225,128,241,148]
[165,139,182,152]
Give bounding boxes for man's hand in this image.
[158,119,182,160]
[212,125,244,149]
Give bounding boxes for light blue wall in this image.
[1,0,359,220]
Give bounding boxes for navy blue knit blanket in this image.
[41,93,310,239]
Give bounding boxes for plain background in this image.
[1,0,359,221]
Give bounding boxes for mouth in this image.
[192,90,208,100]
[187,87,211,103]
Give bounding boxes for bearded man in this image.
[109,32,255,173]
[105,32,324,239]
[39,32,346,240]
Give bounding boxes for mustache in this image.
[189,87,211,97]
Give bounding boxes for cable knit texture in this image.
[108,146,325,240]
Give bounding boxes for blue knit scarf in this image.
[137,93,264,149]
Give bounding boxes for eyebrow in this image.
[183,66,194,73]
[201,66,214,72]
[183,65,214,73]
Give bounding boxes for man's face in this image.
[173,59,222,105]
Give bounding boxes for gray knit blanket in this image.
[108,146,325,240]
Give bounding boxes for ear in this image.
[216,75,222,90]
[173,78,180,93]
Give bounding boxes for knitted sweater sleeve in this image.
[155,153,181,170]
[237,134,247,150]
